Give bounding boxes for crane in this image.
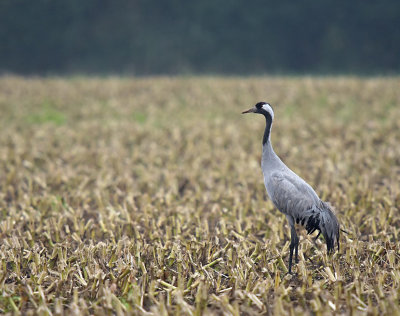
[242,102,340,273]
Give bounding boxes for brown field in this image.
[0,76,399,315]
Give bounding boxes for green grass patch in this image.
[26,100,66,125]
[132,111,147,124]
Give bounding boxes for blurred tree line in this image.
[1,0,399,75]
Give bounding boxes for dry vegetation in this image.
[0,76,399,315]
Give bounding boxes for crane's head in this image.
[242,102,274,120]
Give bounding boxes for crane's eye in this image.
[255,102,265,110]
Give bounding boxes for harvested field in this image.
[0,76,399,315]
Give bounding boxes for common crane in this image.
[242,102,340,273]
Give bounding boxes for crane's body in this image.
[243,102,340,273]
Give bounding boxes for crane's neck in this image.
[262,112,273,146]
[261,112,282,169]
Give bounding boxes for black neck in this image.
[261,110,273,145]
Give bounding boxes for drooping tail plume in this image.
[303,201,340,252]
[319,202,340,252]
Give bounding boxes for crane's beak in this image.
[242,107,257,114]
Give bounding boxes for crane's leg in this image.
[295,233,299,263]
[289,225,299,273]
[286,216,299,274]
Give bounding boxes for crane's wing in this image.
[266,171,340,252]
[266,171,318,216]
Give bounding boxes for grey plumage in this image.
[243,102,340,273]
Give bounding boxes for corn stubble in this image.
[0,76,399,315]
